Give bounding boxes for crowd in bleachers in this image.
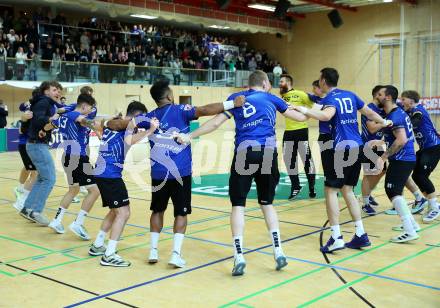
[0,7,287,84]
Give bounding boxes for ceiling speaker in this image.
[327,9,343,28]
[274,0,290,18]
[216,0,231,10]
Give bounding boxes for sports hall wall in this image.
[242,0,440,101]
[1,85,253,129]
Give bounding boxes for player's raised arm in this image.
[194,95,245,118]
[176,113,229,144]
[124,117,159,145]
[282,108,308,122]
[293,105,336,122]
[359,105,391,127]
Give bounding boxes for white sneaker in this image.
[69,222,90,240]
[80,186,88,196]
[100,253,131,267]
[168,252,186,268]
[148,248,158,264]
[232,255,246,276]
[390,232,419,243]
[423,209,440,223]
[48,220,65,234]
[72,197,81,203]
[392,224,421,232]
[13,196,26,212]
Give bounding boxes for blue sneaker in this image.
[320,236,345,253]
[412,198,428,214]
[369,196,379,206]
[362,204,376,216]
[345,233,371,249]
[385,207,398,215]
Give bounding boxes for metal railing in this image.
[0,57,248,87]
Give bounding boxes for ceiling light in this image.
[130,14,158,19]
[383,0,393,2]
[209,25,230,29]
[248,3,276,12]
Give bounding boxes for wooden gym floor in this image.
[0,127,439,307]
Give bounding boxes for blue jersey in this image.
[225,89,288,151]
[361,102,385,142]
[52,111,88,156]
[94,128,127,178]
[408,104,440,150]
[136,104,196,180]
[323,89,365,150]
[63,103,97,145]
[64,103,97,120]
[309,93,331,134]
[383,107,416,161]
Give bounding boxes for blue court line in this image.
[64,210,404,307]
[192,204,326,230]
[162,229,440,292]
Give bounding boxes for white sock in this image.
[233,235,244,258]
[362,196,370,206]
[393,196,416,235]
[429,198,439,211]
[150,232,160,250]
[105,239,118,256]
[22,189,30,198]
[75,209,88,226]
[409,215,420,229]
[54,207,66,224]
[270,229,283,256]
[94,230,107,247]
[18,183,24,192]
[354,220,365,236]
[330,225,341,239]
[172,233,184,255]
[413,190,423,202]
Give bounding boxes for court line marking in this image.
[3,262,139,308]
[218,222,440,307]
[3,191,323,268]
[63,212,427,307]
[0,262,15,277]
[10,201,308,275]
[318,207,377,307]
[297,242,440,307]
[160,224,439,293]
[0,235,56,253]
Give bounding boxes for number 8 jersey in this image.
[225,89,289,151]
[383,107,416,161]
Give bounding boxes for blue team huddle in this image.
[11,68,440,275]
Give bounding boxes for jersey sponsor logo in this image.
[242,118,263,129]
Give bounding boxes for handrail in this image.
[3,57,236,73]
[38,22,211,42]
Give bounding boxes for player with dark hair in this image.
[293,68,389,252]
[88,101,158,267]
[279,74,316,200]
[47,94,101,240]
[371,86,420,242]
[401,90,440,223]
[116,79,245,268]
